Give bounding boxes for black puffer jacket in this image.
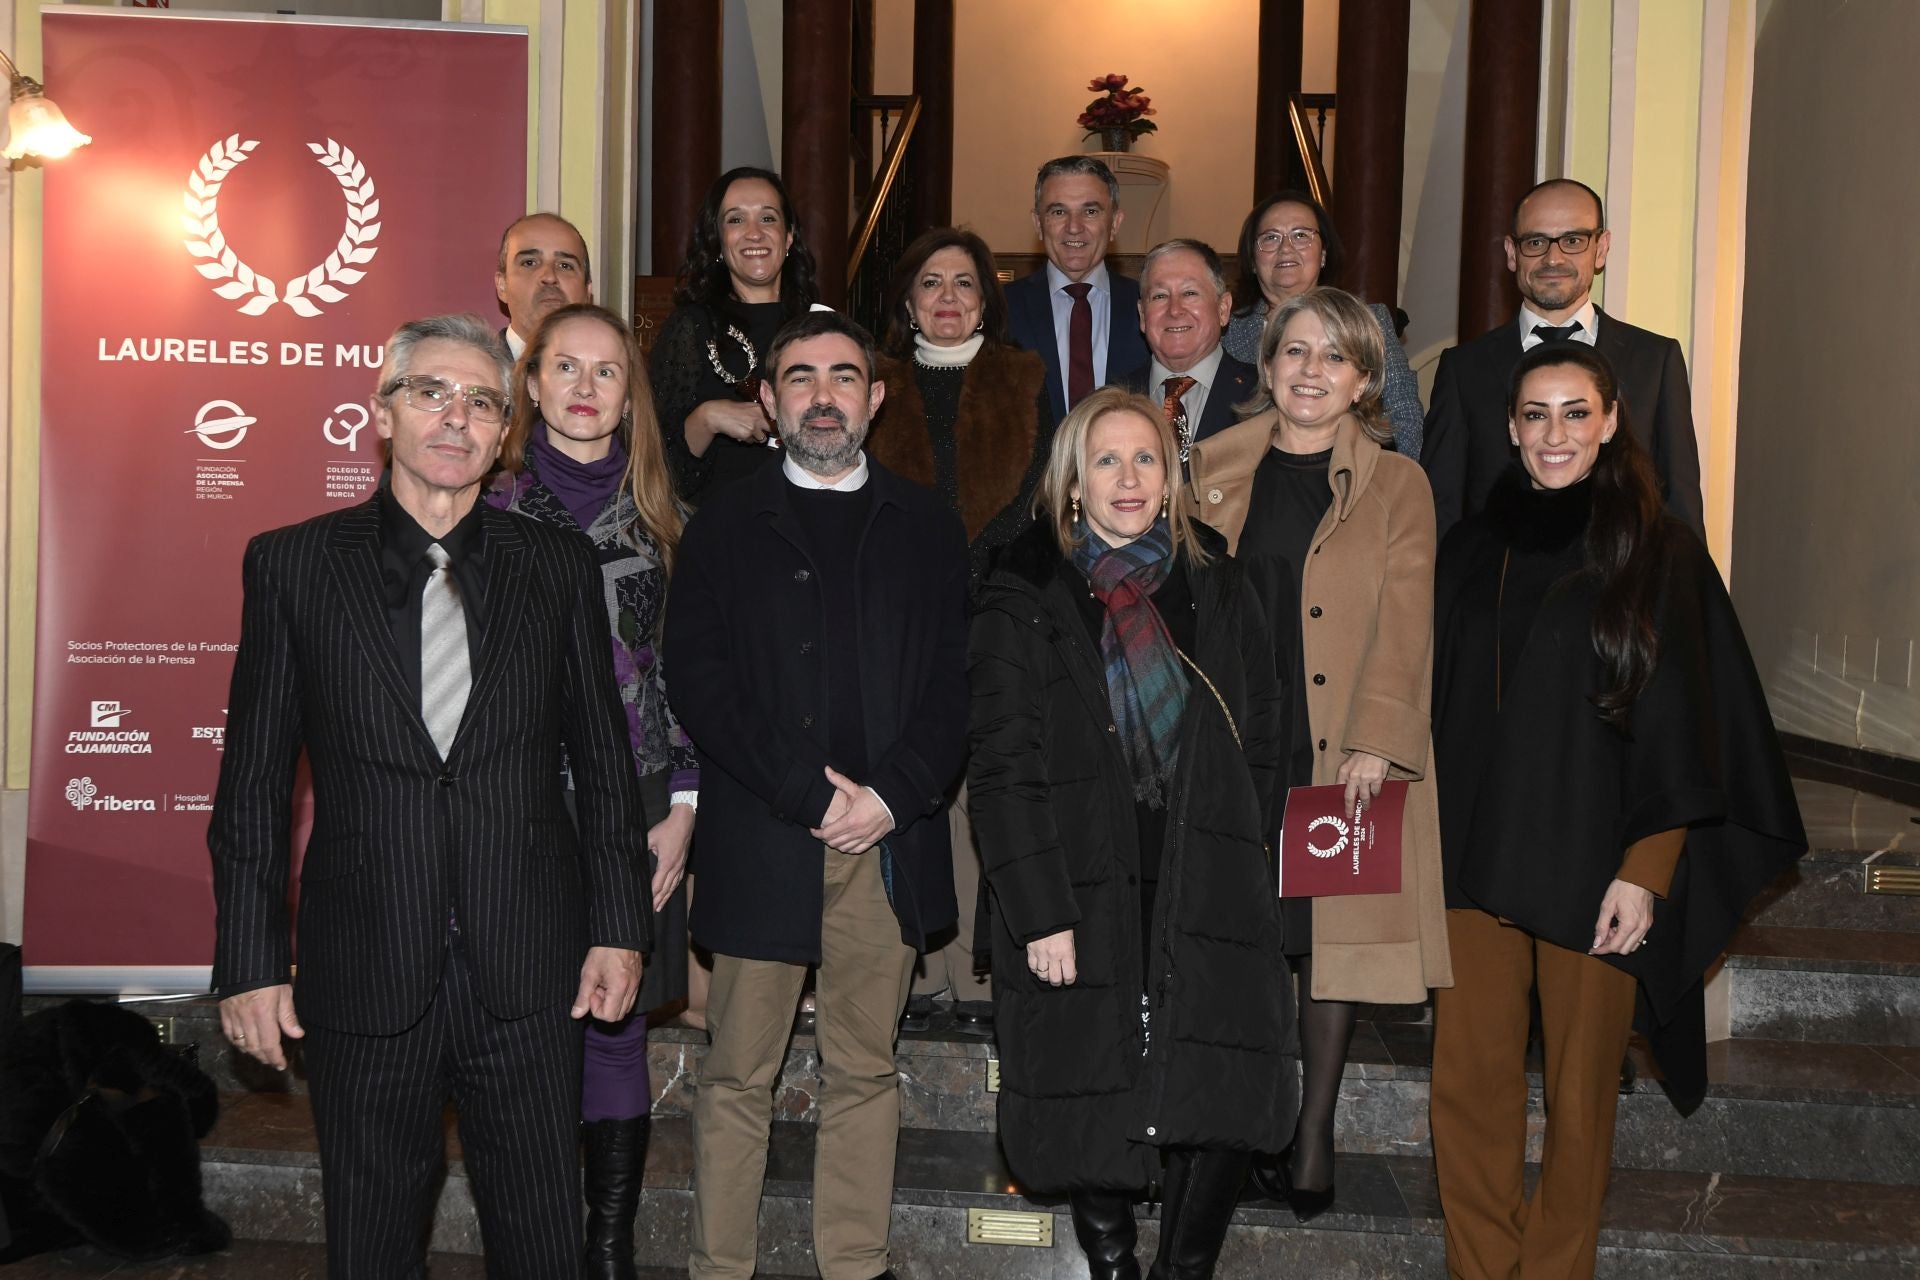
[968,520,1299,1192]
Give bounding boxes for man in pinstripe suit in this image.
[209,313,652,1278]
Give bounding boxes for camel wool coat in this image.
[1185,409,1452,1003]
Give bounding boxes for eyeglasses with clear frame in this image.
[1513,230,1599,258]
[1254,227,1320,255]
[384,375,510,425]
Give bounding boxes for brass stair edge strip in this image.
[1866,865,1920,895]
[966,1206,1054,1248]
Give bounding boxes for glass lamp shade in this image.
[3,88,91,161]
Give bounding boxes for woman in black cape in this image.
[1428,342,1804,1279]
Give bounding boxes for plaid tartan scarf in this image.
[1072,518,1189,809]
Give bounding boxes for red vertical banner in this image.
[26,11,529,989]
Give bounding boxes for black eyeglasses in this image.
[1513,230,1599,258]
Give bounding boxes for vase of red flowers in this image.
[1078,73,1157,153]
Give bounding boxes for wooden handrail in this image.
[847,94,922,288]
[1288,92,1332,208]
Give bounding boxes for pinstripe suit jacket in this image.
[208,498,652,1035]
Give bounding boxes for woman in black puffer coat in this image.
[968,387,1300,1280]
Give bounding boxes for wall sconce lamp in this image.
[0,47,91,162]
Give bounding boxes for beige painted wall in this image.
[1732,0,1920,760]
[948,0,1300,254]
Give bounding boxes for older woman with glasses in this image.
[1223,191,1424,459]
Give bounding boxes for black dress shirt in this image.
[377,487,490,702]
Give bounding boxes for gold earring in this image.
[1161,492,1169,516]
[1071,496,1081,525]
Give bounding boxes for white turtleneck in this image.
[912,332,985,369]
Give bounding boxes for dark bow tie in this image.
[1532,322,1583,344]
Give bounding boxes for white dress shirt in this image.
[1518,299,1598,351]
[1148,346,1226,433]
[781,451,870,491]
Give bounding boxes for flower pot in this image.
[1100,127,1132,153]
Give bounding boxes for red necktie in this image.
[1064,281,1094,407]
[1162,375,1197,460]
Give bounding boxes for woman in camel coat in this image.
[1183,286,1450,1220]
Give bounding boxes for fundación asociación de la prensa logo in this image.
[181,134,382,318]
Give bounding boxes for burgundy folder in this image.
[1277,781,1408,898]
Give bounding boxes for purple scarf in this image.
[529,428,628,533]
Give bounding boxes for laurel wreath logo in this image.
[1305,814,1349,859]
[180,135,382,318]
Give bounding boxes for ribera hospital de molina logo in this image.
[64,776,156,813]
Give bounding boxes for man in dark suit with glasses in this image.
[1422,178,1705,539]
[210,312,650,1278]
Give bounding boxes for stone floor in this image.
[8,774,1917,1277]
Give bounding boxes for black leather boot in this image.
[1148,1148,1252,1279]
[1069,1189,1142,1280]
[582,1116,648,1280]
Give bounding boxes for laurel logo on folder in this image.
[1277,781,1408,898]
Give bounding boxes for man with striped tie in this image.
[210,313,652,1278]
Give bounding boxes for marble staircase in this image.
[20,776,1920,1277]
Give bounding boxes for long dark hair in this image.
[881,227,1011,355]
[1508,343,1670,725]
[672,166,821,316]
[1232,189,1345,317]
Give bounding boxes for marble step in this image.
[1725,923,1920,1046]
[1746,846,1920,933]
[194,1103,1920,1278]
[0,1240,702,1279]
[58,993,1920,1185]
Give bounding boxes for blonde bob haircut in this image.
[1035,386,1212,566]
[1241,285,1393,446]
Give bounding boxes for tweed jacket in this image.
[1185,411,1453,1001]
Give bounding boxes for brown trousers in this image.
[911,783,992,1002]
[688,845,917,1280]
[1430,908,1638,1280]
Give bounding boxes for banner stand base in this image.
[24,966,212,998]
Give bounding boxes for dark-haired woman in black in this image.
[652,166,821,503]
[1427,343,1804,1280]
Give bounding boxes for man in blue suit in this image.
[1005,156,1150,421]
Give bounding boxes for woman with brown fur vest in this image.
[867,227,1053,1029]
[869,228,1054,592]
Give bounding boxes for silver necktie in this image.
[419,543,470,758]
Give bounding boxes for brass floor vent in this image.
[967,1207,1053,1248]
[1867,865,1920,895]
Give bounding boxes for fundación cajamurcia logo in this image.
[181,134,381,318]
[70,701,152,755]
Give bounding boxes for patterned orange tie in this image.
[1162,375,1198,462]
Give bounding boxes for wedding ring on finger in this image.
[234,1031,247,1042]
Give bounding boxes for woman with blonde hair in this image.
[1186,286,1452,1221]
[969,387,1298,1279]
[488,302,691,1279]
